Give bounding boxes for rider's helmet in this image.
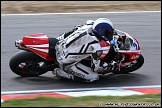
[92,18,114,42]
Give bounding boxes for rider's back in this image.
[57,24,102,64]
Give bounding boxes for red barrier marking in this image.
[126,88,161,94]
[1,94,37,101]
[33,92,72,98]
[1,92,72,101]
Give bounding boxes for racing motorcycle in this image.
[9,29,144,77]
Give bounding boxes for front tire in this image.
[9,51,49,77]
[113,54,144,74]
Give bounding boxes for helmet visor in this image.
[104,30,113,41]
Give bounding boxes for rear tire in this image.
[9,51,49,77]
[113,54,144,74]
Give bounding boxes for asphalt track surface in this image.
[1,12,161,92]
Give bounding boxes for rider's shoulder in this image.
[86,20,94,25]
[75,24,92,33]
[75,19,94,29]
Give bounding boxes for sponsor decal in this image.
[67,69,85,78]
[131,55,139,59]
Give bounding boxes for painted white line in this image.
[1,85,161,94]
[1,11,161,16]
[56,89,143,97]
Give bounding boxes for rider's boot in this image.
[52,67,99,83]
[52,68,74,80]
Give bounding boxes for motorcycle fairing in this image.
[118,50,141,62]
[23,33,54,60]
[99,34,141,62]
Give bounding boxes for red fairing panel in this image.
[23,33,49,45]
[99,40,111,60]
[23,33,54,60]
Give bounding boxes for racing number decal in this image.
[133,42,138,50]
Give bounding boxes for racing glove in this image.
[91,51,105,73]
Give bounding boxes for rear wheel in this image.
[9,51,51,77]
[112,54,144,74]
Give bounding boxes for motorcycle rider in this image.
[53,18,117,82]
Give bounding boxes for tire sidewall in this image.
[9,51,48,77]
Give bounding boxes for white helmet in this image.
[92,18,114,41]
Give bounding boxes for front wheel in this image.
[112,54,144,74]
[9,51,51,77]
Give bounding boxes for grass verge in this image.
[1,93,161,107]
